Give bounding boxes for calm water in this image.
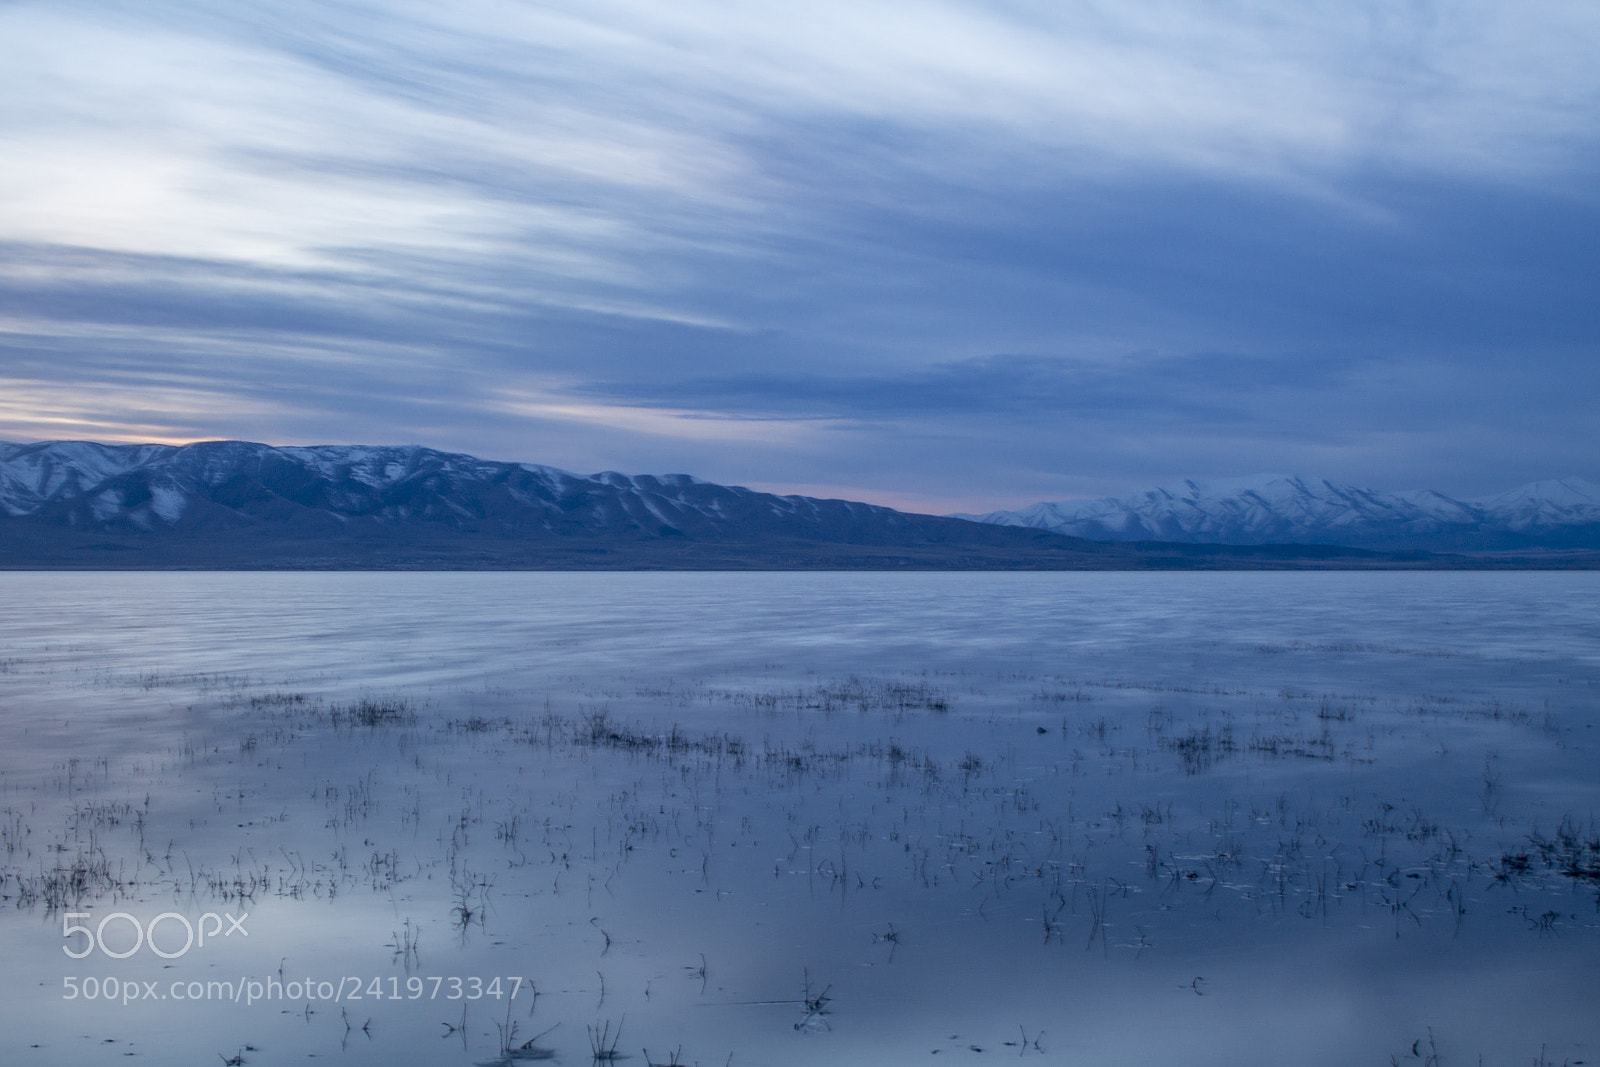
[1,572,1596,1066]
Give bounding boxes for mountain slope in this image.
[0,439,1131,568]
[958,475,1600,551]
[4,443,1591,568]
[0,439,919,541]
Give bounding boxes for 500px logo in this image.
[62,911,249,959]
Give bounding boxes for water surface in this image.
[1,572,1595,1065]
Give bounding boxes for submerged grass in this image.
[0,657,1593,1065]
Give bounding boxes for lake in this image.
[1,572,1596,1065]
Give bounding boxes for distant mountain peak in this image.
[957,475,1600,551]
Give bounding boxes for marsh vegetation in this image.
[0,572,1595,1065]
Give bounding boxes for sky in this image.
[1,0,1597,513]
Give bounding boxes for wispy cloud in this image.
[1,1,1596,506]
[8,1,1597,271]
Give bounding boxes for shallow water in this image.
[0,572,1596,1065]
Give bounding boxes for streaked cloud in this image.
[0,1,1595,508]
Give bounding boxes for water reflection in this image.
[0,573,1596,1065]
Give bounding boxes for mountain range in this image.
[1,441,1594,568]
[956,474,1600,551]
[0,439,1121,569]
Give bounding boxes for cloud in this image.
[7,1,1598,273]
[0,1,1596,506]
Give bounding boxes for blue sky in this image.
[1,0,1596,512]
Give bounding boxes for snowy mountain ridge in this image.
[955,474,1600,550]
[4,442,1596,563]
[0,439,857,536]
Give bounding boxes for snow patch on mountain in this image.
[956,474,1600,550]
[0,439,929,547]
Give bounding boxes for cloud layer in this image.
[2,0,1596,509]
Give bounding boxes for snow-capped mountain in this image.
[0,439,921,538]
[0,439,1095,567]
[4,443,1593,566]
[956,475,1600,550]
